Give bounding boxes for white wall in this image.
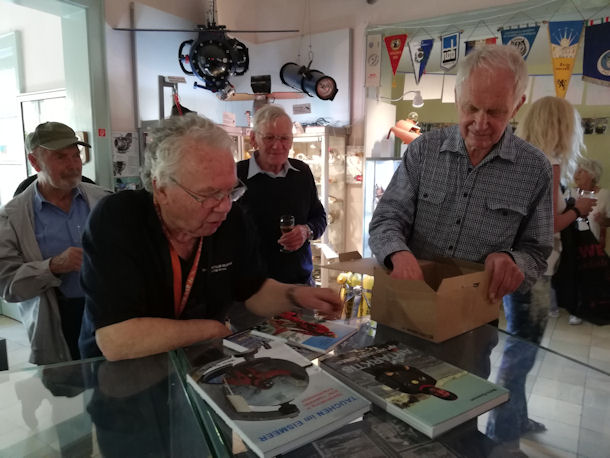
[129,4,351,128]
[230,29,351,126]
[104,0,527,134]
[0,2,64,92]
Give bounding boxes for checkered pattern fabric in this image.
[369,125,553,293]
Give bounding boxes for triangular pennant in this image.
[549,21,585,98]
[384,34,408,76]
[583,21,610,87]
[464,37,497,56]
[440,32,460,71]
[408,39,434,84]
[501,25,540,60]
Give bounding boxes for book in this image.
[226,329,323,361]
[284,407,461,457]
[251,311,358,353]
[319,341,509,438]
[185,338,370,458]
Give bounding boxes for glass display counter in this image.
[0,353,212,457]
[1,323,608,457]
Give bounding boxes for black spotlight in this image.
[279,62,338,101]
[251,75,271,94]
[179,29,249,100]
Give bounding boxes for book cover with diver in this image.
[319,341,509,438]
[185,338,370,458]
[250,311,358,353]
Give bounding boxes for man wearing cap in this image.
[0,122,111,365]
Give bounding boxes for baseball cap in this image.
[26,122,91,153]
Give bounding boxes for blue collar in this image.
[33,181,84,211]
[247,153,299,179]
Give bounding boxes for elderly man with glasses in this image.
[236,105,326,286]
[78,114,341,361]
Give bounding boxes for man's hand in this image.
[389,251,424,280]
[49,247,83,274]
[289,286,342,319]
[278,224,310,252]
[484,252,524,302]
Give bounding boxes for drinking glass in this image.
[577,189,597,222]
[279,215,295,252]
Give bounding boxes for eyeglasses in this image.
[258,133,293,145]
[169,177,247,208]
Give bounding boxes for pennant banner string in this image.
[547,0,585,22]
[568,0,586,20]
[464,20,497,41]
[438,24,464,40]
[498,21,542,32]
[585,2,610,23]
[498,11,538,31]
[408,27,422,41]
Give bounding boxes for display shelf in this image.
[362,158,401,258]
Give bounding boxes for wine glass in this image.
[279,215,295,252]
[576,189,597,222]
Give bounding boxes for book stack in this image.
[185,317,510,456]
[186,338,370,458]
[250,312,359,353]
[319,341,509,438]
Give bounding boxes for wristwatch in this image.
[306,225,314,240]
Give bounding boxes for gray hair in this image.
[456,45,529,107]
[252,104,291,133]
[141,113,234,192]
[577,157,603,185]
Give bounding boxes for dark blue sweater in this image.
[236,157,326,285]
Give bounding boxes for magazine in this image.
[225,329,323,361]
[284,408,460,457]
[186,338,370,458]
[251,311,358,353]
[319,341,509,438]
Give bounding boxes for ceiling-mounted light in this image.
[178,28,249,100]
[279,62,338,101]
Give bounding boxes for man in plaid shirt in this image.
[369,45,553,302]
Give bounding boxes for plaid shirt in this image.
[369,125,553,293]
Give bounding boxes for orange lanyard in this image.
[155,203,203,317]
[167,237,202,318]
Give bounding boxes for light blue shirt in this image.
[33,185,90,298]
[247,153,299,179]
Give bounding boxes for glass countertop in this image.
[0,353,211,457]
[1,322,608,457]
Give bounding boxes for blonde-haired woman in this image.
[513,96,595,324]
[487,97,596,445]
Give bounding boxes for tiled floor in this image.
[485,310,610,458]
[1,312,609,457]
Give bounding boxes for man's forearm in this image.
[245,279,294,317]
[95,317,230,361]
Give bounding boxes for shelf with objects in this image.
[220,125,252,162]
[289,126,347,287]
[362,157,402,258]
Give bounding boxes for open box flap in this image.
[436,270,489,295]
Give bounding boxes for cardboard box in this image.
[321,254,500,343]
